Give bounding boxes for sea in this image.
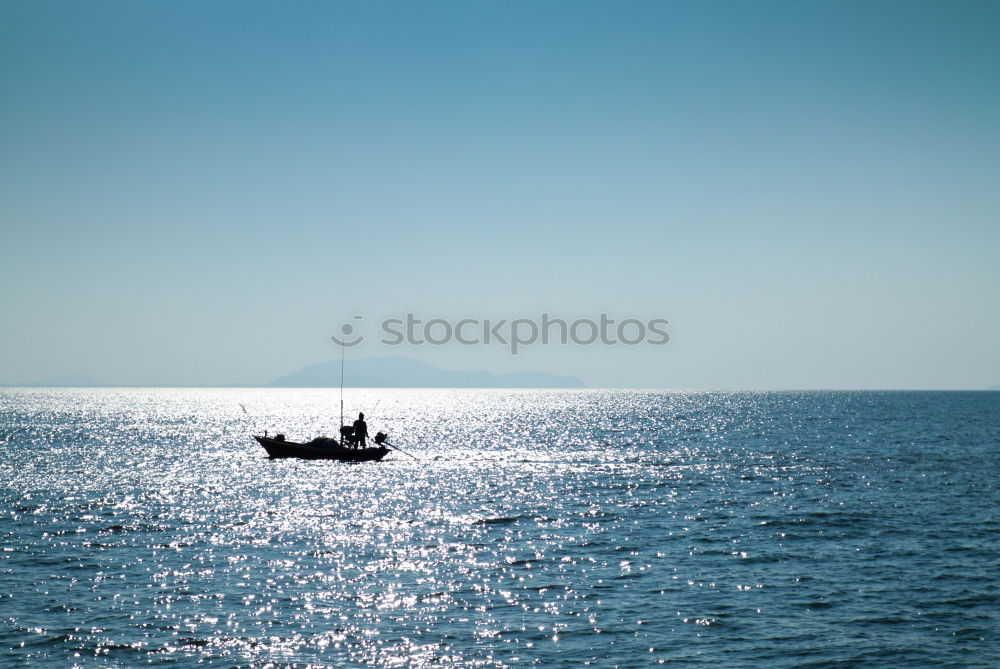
[1,388,997,668]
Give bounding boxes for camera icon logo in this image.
[330,315,365,348]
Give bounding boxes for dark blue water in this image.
[1,389,997,667]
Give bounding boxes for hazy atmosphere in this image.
[2,1,998,389]
[4,5,1000,666]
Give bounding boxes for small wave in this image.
[803,600,836,609]
[176,637,211,647]
[474,516,521,525]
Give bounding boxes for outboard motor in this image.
[374,431,387,445]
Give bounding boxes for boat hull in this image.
[254,435,389,462]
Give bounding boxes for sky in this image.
[1,0,998,389]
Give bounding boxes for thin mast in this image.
[339,339,345,430]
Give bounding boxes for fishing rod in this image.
[238,401,272,438]
[339,339,345,432]
[383,440,419,461]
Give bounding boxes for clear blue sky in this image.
[1,0,998,388]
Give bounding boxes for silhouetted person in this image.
[352,412,368,448]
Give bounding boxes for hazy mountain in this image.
[0,358,585,388]
[269,356,585,388]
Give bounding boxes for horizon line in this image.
[1,385,997,392]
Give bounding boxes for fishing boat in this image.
[251,342,400,463]
[254,434,390,462]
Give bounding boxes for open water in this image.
[1,388,997,667]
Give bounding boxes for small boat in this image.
[254,434,390,462]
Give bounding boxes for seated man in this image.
[339,424,356,447]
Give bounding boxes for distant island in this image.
[1,357,586,389]
[269,356,586,388]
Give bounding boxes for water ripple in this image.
[0,388,998,667]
